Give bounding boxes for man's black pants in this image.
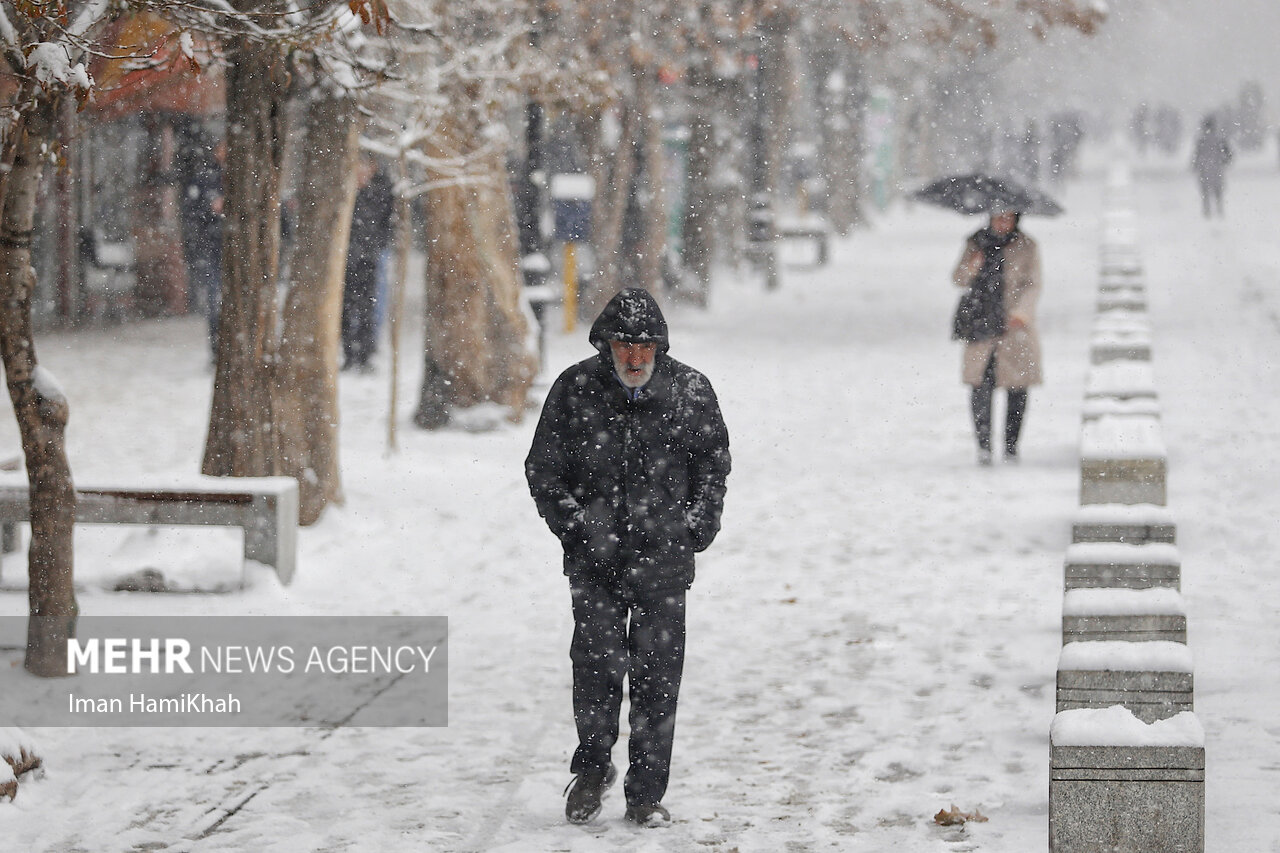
[569,574,686,808]
[342,252,379,369]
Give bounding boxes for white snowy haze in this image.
[997,0,1280,122]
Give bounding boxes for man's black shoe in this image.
[624,802,671,827]
[563,764,617,824]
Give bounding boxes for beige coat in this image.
[953,231,1043,388]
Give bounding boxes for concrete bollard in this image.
[1050,707,1204,853]
[1098,269,1144,291]
[1063,588,1187,644]
[1064,541,1180,590]
[1081,415,1167,505]
[1072,503,1176,545]
[1090,336,1152,365]
[1056,641,1193,722]
[1092,308,1150,335]
[1097,288,1148,313]
[1090,309,1151,364]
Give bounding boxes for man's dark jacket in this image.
[525,288,731,594]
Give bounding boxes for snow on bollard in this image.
[1081,396,1162,421]
[1071,503,1176,545]
[1100,209,1139,251]
[1080,415,1167,505]
[1056,640,1193,723]
[1090,324,1152,364]
[1085,360,1159,401]
[1050,707,1204,853]
[1063,587,1187,644]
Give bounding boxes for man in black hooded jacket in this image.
[526,287,731,827]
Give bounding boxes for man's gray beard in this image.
[612,354,655,389]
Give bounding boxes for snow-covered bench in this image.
[1050,707,1204,853]
[1072,503,1176,545]
[1080,415,1167,505]
[1064,542,1181,591]
[1063,588,1187,644]
[775,214,831,266]
[0,476,299,586]
[78,226,136,322]
[1056,641,1194,723]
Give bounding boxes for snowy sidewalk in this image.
[3,157,1280,850]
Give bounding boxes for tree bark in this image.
[587,97,639,313]
[415,114,537,428]
[202,33,289,478]
[818,51,867,237]
[682,61,714,305]
[636,69,668,295]
[0,98,77,677]
[275,95,360,525]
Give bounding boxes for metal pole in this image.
[387,153,411,453]
[563,242,577,333]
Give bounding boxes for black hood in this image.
[588,287,670,354]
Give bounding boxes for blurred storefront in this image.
[33,13,224,327]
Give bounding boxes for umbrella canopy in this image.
[912,173,1063,216]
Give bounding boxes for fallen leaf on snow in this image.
[934,804,988,826]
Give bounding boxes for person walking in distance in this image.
[341,156,394,371]
[525,287,731,827]
[952,209,1043,465]
[1192,115,1232,218]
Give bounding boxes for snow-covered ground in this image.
[2,144,1279,851]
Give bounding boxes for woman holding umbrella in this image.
[951,207,1042,465]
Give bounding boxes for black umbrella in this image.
[912,173,1063,216]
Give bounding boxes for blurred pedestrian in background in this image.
[1192,115,1232,218]
[342,156,394,372]
[176,130,224,359]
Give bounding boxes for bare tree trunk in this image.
[387,153,412,450]
[682,62,714,306]
[587,97,639,312]
[818,50,867,236]
[636,70,668,295]
[203,33,289,478]
[762,11,792,234]
[416,115,537,427]
[0,99,77,677]
[275,95,360,525]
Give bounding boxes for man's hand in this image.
[1007,314,1027,331]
